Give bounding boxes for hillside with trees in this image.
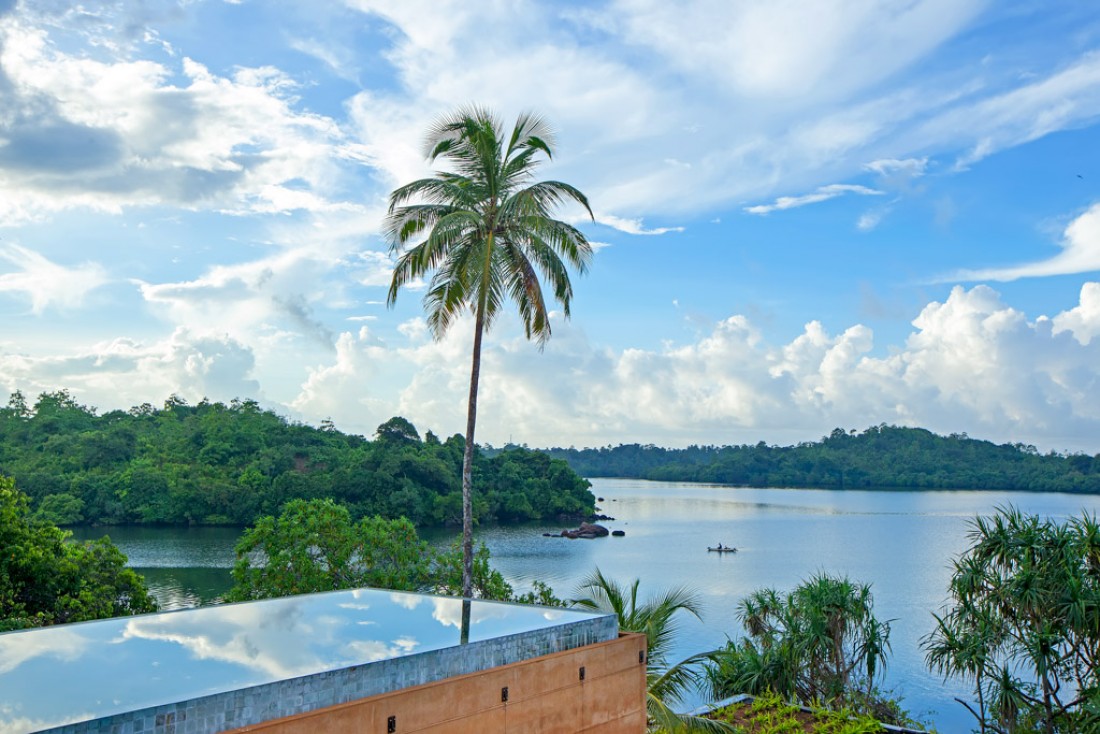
[545,425,1100,493]
[0,390,594,527]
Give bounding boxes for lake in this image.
[72,479,1100,732]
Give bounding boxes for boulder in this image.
[611,530,626,537]
[561,521,610,539]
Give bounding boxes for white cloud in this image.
[745,184,884,215]
[606,0,985,101]
[0,245,109,313]
[942,51,1100,169]
[1054,282,1100,345]
[593,213,684,235]
[0,329,260,410]
[865,157,929,178]
[857,210,886,231]
[945,202,1100,282]
[137,248,342,349]
[0,18,352,224]
[284,283,1100,453]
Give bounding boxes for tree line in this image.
[0,390,594,527]
[543,425,1100,492]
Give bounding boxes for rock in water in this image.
[611,530,626,537]
[561,522,610,539]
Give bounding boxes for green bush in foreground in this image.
[0,476,156,631]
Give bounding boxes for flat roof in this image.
[0,588,613,733]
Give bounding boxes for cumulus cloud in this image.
[745,184,884,215]
[285,283,1100,453]
[0,245,109,313]
[1054,282,1100,345]
[0,329,260,410]
[0,17,353,224]
[945,203,1100,282]
[137,248,343,350]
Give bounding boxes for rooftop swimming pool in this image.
[0,588,618,734]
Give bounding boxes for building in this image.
[0,588,646,733]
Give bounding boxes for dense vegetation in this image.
[0,477,156,631]
[545,425,1100,492]
[0,391,594,528]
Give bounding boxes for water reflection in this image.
[0,627,90,675]
[0,587,607,732]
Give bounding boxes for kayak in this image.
[707,547,737,553]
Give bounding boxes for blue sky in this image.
[1,0,1099,452]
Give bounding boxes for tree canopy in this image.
[0,390,594,528]
[0,477,156,631]
[227,498,559,605]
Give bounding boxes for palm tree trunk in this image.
[460,298,487,599]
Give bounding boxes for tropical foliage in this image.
[708,574,911,727]
[226,498,559,605]
[572,569,733,732]
[386,106,593,596]
[0,390,594,527]
[546,425,1100,492]
[923,506,1100,733]
[706,692,892,734]
[0,476,156,631]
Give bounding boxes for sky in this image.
[1,0,1100,453]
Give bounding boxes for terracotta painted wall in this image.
[225,632,647,734]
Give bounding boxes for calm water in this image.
[73,479,1100,732]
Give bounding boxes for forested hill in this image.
[543,426,1100,493]
[0,391,593,527]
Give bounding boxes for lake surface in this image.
[73,479,1100,732]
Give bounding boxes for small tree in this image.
[709,573,898,722]
[923,506,1100,734]
[226,498,551,605]
[227,499,434,600]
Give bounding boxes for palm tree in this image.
[573,569,735,733]
[386,106,593,598]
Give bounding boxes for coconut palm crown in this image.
[386,106,593,597]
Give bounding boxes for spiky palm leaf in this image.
[572,569,737,732]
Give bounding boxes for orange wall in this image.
[225,632,647,734]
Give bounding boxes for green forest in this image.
[544,425,1100,492]
[0,390,594,527]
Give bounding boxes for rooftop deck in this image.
[0,589,619,734]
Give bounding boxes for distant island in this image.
[541,425,1100,493]
[0,390,594,527]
